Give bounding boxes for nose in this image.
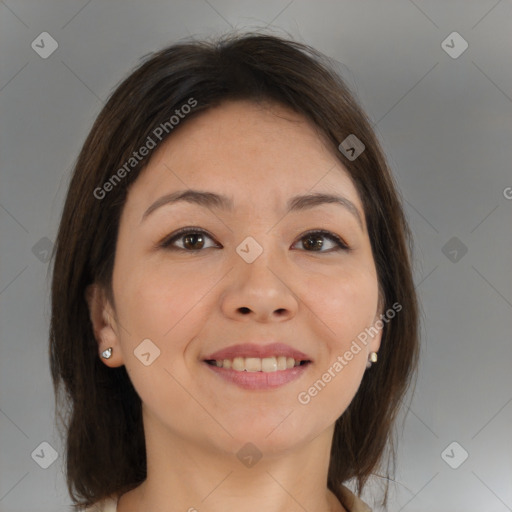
[220,248,299,323]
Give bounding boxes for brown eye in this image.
[161,228,219,252]
[294,230,349,252]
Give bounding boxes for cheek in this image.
[300,266,377,411]
[304,265,378,342]
[113,266,208,410]
[116,257,208,330]
[113,259,222,376]
[296,273,374,422]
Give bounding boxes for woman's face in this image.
[97,100,382,454]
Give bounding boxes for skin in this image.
[86,100,382,512]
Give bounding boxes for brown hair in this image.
[49,31,420,511]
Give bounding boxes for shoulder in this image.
[338,484,373,512]
[83,496,118,512]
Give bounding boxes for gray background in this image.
[1,1,511,511]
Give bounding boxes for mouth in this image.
[202,354,312,390]
[202,342,313,390]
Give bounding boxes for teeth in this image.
[276,356,287,370]
[209,356,307,372]
[262,357,277,372]
[245,357,261,372]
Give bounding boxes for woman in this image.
[49,32,420,512]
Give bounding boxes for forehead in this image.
[127,100,362,215]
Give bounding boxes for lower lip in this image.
[203,361,311,390]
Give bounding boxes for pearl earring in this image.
[101,347,113,359]
[366,351,378,368]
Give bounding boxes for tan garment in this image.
[84,496,117,512]
[338,484,373,511]
[84,485,372,512]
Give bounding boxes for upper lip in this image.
[203,343,312,362]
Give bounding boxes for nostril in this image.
[239,307,251,314]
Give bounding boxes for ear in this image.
[370,293,386,354]
[370,320,383,355]
[85,283,123,367]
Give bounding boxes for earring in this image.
[101,347,113,359]
[366,351,378,368]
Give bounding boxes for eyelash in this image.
[159,227,350,253]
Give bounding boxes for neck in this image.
[117,409,346,512]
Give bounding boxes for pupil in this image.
[184,234,204,249]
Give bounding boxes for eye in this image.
[160,227,219,252]
[292,230,350,252]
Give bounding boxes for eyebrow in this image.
[141,189,364,230]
